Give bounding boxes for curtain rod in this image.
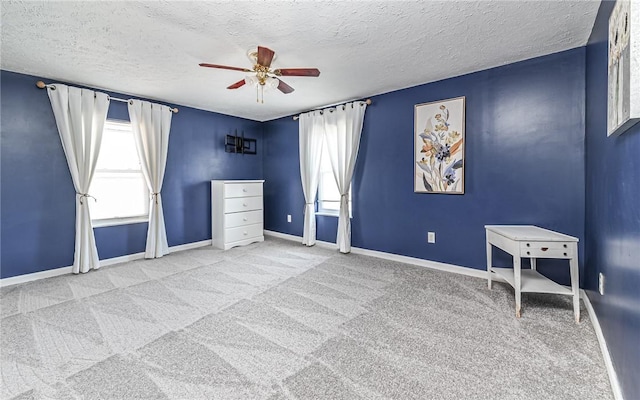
[292,99,372,120]
[35,81,179,113]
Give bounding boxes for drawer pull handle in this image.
[243,188,248,192]
[526,251,530,255]
[563,244,567,248]
[526,243,530,247]
[564,253,567,256]
[243,217,248,221]
[243,203,247,207]
[243,231,248,236]
[541,247,549,251]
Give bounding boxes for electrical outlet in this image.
[427,232,436,243]
[598,273,605,295]
[287,214,292,223]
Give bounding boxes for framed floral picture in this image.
[414,96,465,194]
[608,0,639,136]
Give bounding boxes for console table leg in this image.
[530,257,537,271]
[569,250,580,323]
[514,256,522,318]
[486,240,493,290]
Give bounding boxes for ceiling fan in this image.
[199,46,320,103]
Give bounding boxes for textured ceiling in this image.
[1,1,599,122]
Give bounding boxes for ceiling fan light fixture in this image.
[245,75,259,86]
[244,74,276,104]
[267,77,279,90]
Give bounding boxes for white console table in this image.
[485,225,579,322]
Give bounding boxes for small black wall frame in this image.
[225,130,256,155]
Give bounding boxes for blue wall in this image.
[585,2,640,399]
[0,70,263,279]
[264,48,587,284]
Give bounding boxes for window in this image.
[90,120,149,226]
[317,148,352,216]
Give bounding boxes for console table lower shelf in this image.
[491,268,573,295]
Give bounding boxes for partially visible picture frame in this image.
[414,96,465,194]
[608,0,639,136]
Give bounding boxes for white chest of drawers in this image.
[211,180,265,250]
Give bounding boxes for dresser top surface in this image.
[485,225,578,242]
[211,180,265,184]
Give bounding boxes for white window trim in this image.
[92,216,149,228]
[316,199,353,218]
[316,210,353,219]
[316,211,339,217]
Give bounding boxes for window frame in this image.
[90,119,149,227]
[316,151,352,218]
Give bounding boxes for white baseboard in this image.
[263,229,306,243]
[99,252,146,267]
[0,265,73,288]
[170,239,212,252]
[581,290,624,400]
[0,239,213,288]
[350,245,489,279]
[263,230,488,280]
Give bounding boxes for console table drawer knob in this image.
[541,247,549,251]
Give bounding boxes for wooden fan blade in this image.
[199,63,251,72]
[277,79,295,94]
[257,46,275,68]
[274,68,320,77]
[227,79,246,89]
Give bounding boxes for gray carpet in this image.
[1,237,612,399]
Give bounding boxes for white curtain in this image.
[299,111,325,246]
[324,101,367,253]
[127,100,172,258]
[47,84,109,273]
